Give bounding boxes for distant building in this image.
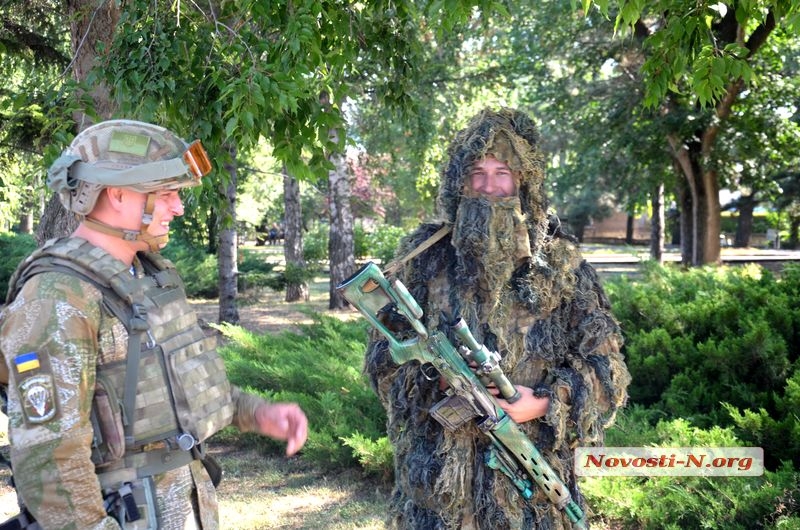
[582,212,651,244]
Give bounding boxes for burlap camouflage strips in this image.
[365,109,631,530]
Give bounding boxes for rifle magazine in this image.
[429,395,479,430]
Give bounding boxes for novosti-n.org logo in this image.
[574,447,764,476]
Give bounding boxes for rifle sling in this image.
[383,224,452,278]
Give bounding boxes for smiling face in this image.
[467,156,516,197]
[108,187,185,251]
[133,190,185,251]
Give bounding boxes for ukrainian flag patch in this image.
[14,352,40,373]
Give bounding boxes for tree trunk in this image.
[674,168,693,266]
[789,218,800,250]
[218,144,239,324]
[668,134,718,266]
[734,195,756,248]
[625,214,634,245]
[650,183,664,262]
[207,210,219,254]
[67,0,118,124]
[700,167,721,264]
[327,146,354,309]
[36,202,81,245]
[36,0,119,244]
[283,166,309,302]
[322,91,354,310]
[567,212,587,243]
[327,139,354,309]
[17,210,33,234]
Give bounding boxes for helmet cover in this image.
[48,119,201,215]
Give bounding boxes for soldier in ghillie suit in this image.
[365,108,631,529]
[0,120,307,529]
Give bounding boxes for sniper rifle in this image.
[337,261,588,529]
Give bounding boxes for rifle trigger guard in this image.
[420,363,439,381]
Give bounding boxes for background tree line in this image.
[1,0,800,318]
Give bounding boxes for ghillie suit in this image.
[365,108,631,529]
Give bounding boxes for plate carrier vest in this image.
[5,237,235,488]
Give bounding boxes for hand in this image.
[255,402,309,456]
[489,385,549,424]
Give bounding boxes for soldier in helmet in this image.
[365,108,630,529]
[0,120,308,529]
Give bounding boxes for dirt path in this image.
[190,277,358,336]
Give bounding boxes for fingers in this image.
[493,386,549,423]
[284,407,308,456]
[257,403,309,456]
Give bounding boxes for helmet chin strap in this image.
[83,193,169,252]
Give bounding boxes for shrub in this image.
[724,368,800,472]
[0,232,38,301]
[340,431,393,480]
[583,411,800,529]
[161,238,218,298]
[237,249,283,292]
[364,225,406,265]
[606,262,800,467]
[303,223,329,263]
[212,314,388,472]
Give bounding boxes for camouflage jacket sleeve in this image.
[0,272,121,530]
[229,386,270,433]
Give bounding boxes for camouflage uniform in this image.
[0,120,271,529]
[365,109,631,529]
[0,241,270,530]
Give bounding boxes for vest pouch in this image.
[160,329,235,443]
[97,349,182,449]
[92,375,125,466]
[106,479,157,530]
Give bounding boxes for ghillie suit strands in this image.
[365,108,631,529]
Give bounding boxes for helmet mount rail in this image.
[68,139,212,189]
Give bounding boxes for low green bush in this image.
[0,232,38,301]
[161,238,219,298]
[605,262,800,468]
[364,225,406,265]
[212,314,388,472]
[163,242,288,296]
[303,223,329,263]
[237,249,285,292]
[304,222,406,266]
[583,408,800,529]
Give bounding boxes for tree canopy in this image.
[1,0,799,265]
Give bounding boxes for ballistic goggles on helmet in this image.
[65,139,212,192]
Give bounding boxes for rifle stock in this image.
[337,262,588,529]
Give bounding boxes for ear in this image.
[103,187,126,210]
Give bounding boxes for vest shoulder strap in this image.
[7,237,144,330]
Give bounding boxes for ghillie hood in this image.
[437,108,549,251]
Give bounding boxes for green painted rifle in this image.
[337,262,587,529]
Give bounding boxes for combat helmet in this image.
[47,119,212,250]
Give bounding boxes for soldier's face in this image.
[118,188,184,249]
[468,157,516,197]
[147,190,184,233]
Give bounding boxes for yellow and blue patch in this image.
[14,352,40,373]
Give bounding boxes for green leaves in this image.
[606,262,800,466]
[583,0,787,109]
[217,314,387,469]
